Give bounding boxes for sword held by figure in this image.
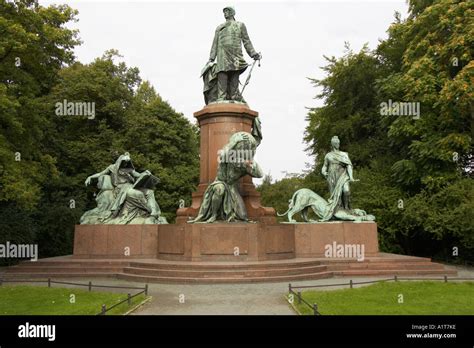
[241,52,262,96]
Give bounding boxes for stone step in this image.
[116,271,335,284]
[2,255,456,283]
[326,262,446,271]
[122,264,328,278]
[0,273,116,279]
[128,260,323,271]
[5,266,124,273]
[320,256,432,264]
[334,269,457,276]
[16,260,130,267]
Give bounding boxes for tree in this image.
[304,44,388,170]
[0,0,80,262]
[0,0,79,209]
[380,0,473,191]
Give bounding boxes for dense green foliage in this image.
[260,0,473,263]
[0,1,199,263]
[292,281,474,315]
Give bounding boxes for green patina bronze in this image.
[278,136,375,223]
[80,153,168,225]
[189,118,263,223]
[201,6,261,104]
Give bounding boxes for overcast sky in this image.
[42,0,408,183]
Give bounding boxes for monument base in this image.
[156,223,295,261]
[73,224,159,259]
[4,222,456,283]
[72,221,379,260]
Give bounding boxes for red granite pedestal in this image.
[72,221,379,261]
[175,103,275,224]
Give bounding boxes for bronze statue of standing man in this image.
[202,6,261,104]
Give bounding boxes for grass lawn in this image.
[0,285,149,315]
[292,281,474,315]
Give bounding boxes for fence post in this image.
[0,278,2,286]
[444,275,448,283]
[145,284,148,296]
[350,279,353,289]
[297,291,302,304]
[313,303,319,315]
[288,283,292,294]
[127,293,131,306]
[101,304,106,315]
[88,281,92,292]
[48,278,51,288]
[394,275,398,282]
